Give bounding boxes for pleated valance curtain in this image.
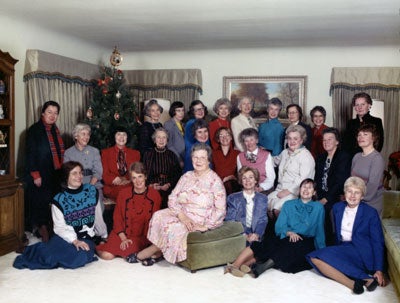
[330,67,400,167]
[124,69,202,109]
[24,50,203,145]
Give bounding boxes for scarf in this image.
[43,118,64,170]
[117,148,127,176]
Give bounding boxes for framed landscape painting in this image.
[223,75,307,125]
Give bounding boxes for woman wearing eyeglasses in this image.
[133,143,226,266]
[212,127,240,195]
[184,100,208,148]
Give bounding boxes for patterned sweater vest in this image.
[239,149,270,184]
[53,184,98,238]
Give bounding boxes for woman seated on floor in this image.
[13,161,108,270]
[130,143,226,266]
[307,176,385,295]
[96,162,161,261]
[225,166,268,245]
[225,178,325,278]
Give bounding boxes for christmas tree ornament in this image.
[117,69,123,80]
[102,88,108,95]
[86,106,93,120]
[114,112,120,120]
[116,91,122,100]
[110,46,123,67]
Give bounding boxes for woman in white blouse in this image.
[267,124,315,219]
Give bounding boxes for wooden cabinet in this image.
[0,50,24,256]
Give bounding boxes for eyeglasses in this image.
[192,156,208,162]
[219,134,231,138]
[194,107,205,112]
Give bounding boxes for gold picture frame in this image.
[223,75,307,125]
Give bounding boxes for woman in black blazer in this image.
[315,128,351,245]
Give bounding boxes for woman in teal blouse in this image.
[225,178,325,278]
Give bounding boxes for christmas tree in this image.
[84,65,139,150]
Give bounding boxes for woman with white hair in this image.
[231,96,257,151]
[64,123,104,208]
[143,128,182,208]
[307,176,385,295]
[267,124,315,219]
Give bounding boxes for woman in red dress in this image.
[209,98,232,150]
[96,162,161,261]
[101,127,140,200]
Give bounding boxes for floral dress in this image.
[147,169,226,263]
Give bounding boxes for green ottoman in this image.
[179,221,246,273]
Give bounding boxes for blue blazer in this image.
[225,192,268,238]
[333,201,385,272]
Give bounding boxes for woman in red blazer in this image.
[101,127,140,200]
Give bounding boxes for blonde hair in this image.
[344,176,366,197]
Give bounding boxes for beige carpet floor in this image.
[0,234,398,303]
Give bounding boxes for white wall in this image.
[0,16,107,173]
[122,46,400,126]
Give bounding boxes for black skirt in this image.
[251,234,315,273]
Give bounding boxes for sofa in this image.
[382,191,400,297]
[179,221,246,273]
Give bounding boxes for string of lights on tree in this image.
[84,47,140,150]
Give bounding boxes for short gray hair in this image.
[152,127,169,142]
[286,124,307,142]
[213,98,232,114]
[237,96,253,110]
[72,123,91,140]
[191,143,212,162]
[239,128,258,148]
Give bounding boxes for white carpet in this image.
[0,248,398,303]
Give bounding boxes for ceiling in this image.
[2,0,399,52]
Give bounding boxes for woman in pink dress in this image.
[131,143,226,266]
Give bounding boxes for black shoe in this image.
[126,253,139,263]
[251,264,260,278]
[353,279,364,294]
[366,278,378,292]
